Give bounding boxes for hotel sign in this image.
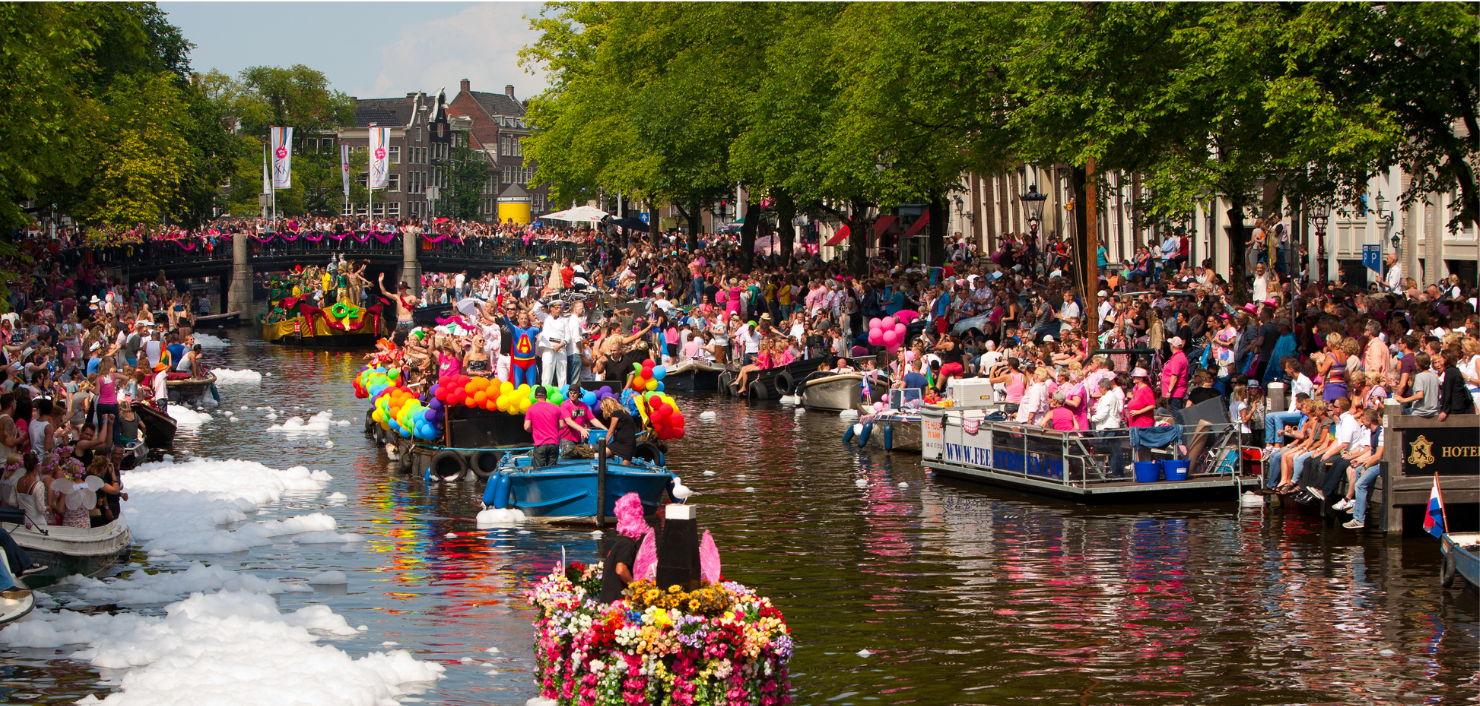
[1402,428,1480,476]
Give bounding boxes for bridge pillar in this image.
[227,230,254,317]
[400,229,422,298]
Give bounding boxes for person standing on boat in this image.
[525,386,563,468]
[599,492,648,603]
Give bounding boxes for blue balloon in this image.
[582,391,597,407]
[652,366,667,381]
[655,381,664,392]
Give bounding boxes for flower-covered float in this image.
[524,499,792,706]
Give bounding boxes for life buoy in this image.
[469,450,501,480]
[429,450,467,481]
[856,421,873,448]
[775,371,796,395]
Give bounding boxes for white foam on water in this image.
[211,368,262,385]
[475,508,527,527]
[702,470,716,476]
[326,492,348,503]
[744,487,755,493]
[325,440,334,448]
[265,412,278,420]
[839,409,859,420]
[124,458,334,555]
[855,479,868,488]
[0,591,443,705]
[192,332,231,348]
[57,562,309,606]
[294,530,366,544]
[778,395,800,405]
[268,410,336,434]
[307,571,348,585]
[166,406,212,426]
[898,482,908,488]
[698,411,717,420]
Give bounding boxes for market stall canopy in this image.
[541,205,610,222]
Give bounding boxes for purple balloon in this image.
[599,386,613,397]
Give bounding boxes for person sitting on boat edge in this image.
[524,387,563,468]
[598,396,638,464]
[598,492,649,603]
[559,385,594,458]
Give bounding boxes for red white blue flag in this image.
[1423,474,1447,538]
[270,126,293,189]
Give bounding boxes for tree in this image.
[447,139,491,221]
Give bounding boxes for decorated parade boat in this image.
[260,298,385,348]
[524,497,792,706]
[482,448,674,524]
[848,389,926,452]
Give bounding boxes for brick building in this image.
[334,91,454,221]
[447,79,549,221]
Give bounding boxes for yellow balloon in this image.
[501,382,513,395]
[645,379,657,392]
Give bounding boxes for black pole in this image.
[595,439,608,528]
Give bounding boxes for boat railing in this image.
[933,415,1244,489]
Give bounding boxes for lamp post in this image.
[1021,184,1047,236]
[1312,203,1329,282]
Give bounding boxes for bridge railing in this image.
[74,234,590,273]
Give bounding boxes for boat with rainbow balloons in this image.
[353,361,691,496]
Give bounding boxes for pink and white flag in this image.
[340,144,352,196]
[270,126,293,189]
[368,127,390,190]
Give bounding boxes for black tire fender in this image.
[468,450,502,481]
[429,449,467,481]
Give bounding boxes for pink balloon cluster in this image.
[867,316,909,353]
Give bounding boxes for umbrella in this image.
[611,216,648,230]
[541,205,610,222]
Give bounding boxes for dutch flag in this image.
[1423,474,1448,539]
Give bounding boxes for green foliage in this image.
[447,141,492,221]
[229,65,356,139]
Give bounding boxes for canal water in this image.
[3,338,1476,705]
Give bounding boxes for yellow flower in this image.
[668,585,681,593]
[689,599,700,611]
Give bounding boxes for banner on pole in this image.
[270,126,293,189]
[261,146,270,195]
[340,144,352,196]
[368,127,390,190]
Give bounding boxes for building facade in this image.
[447,79,550,222]
[332,91,453,221]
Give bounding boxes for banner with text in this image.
[368,127,390,190]
[270,126,293,189]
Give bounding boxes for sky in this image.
[161,2,547,101]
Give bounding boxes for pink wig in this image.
[615,492,648,538]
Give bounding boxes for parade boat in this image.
[1441,532,1479,591]
[0,512,132,588]
[410,302,455,328]
[135,402,178,449]
[260,298,385,349]
[165,371,217,403]
[720,354,831,401]
[192,311,242,329]
[798,371,890,412]
[847,388,926,452]
[650,357,724,392]
[482,451,674,524]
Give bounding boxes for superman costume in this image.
[509,323,540,386]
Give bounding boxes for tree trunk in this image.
[738,196,762,271]
[648,204,661,245]
[1070,164,1089,291]
[685,199,701,251]
[928,190,948,267]
[847,198,869,278]
[1226,201,1250,303]
[776,191,796,268]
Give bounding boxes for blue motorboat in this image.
[482,453,674,523]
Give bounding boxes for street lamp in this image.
[1311,203,1329,282]
[1020,184,1047,236]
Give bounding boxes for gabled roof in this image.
[353,96,416,128]
[469,91,525,119]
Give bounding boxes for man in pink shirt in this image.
[1362,320,1390,375]
[524,387,565,467]
[1161,337,1190,410]
[559,392,594,456]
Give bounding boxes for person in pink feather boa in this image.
[599,492,650,603]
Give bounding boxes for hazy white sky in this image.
[162,2,547,101]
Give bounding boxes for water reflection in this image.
[3,336,1474,705]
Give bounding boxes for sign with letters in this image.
[1402,428,1479,476]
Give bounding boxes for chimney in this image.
[504,84,515,98]
[460,78,470,94]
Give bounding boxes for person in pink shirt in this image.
[1127,368,1157,427]
[524,387,565,467]
[1047,391,1079,431]
[1161,337,1190,409]
[558,393,594,455]
[1362,320,1390,375]
[1062,368,1089,431]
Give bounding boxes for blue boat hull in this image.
[500,458,673,523]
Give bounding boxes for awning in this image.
[541,205,609,222]
[901,210,930,238]
[824,224,851,247]
[873,215,898,235]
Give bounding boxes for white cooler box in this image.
[946,378,1000,408]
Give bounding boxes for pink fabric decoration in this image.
[699,530,721,583]
[633,529,658,581]
[895,309,920,325]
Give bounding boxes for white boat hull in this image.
[2,516,132,585]
[799,374,864,412]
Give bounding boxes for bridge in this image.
[87,233,587,315]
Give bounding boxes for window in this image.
[417,128,422,142]
[389,146,400,164]
[387,201,400,217]
[501,136,511,157]
[388,173,400,192]
[502,165,511,184]
[513,138,522,156]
